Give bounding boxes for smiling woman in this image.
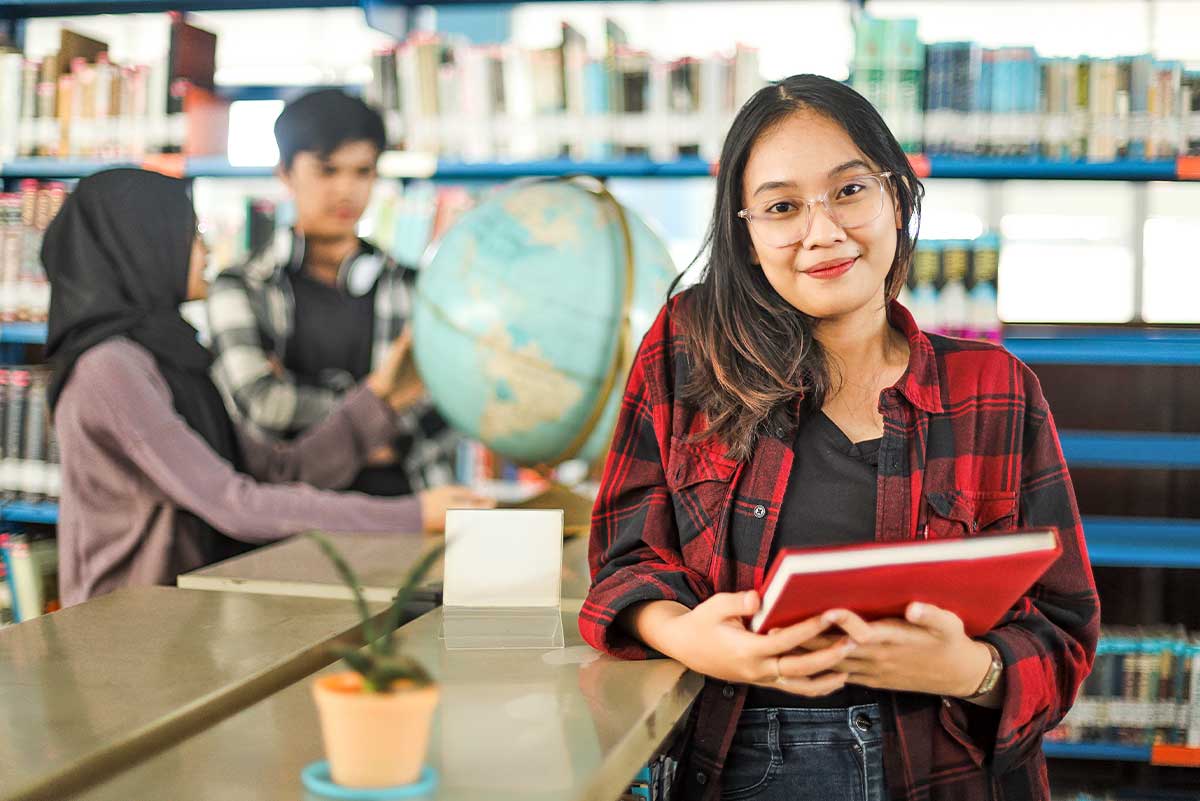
[580,74,1099,801]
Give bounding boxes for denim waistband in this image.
[733,703,884,747]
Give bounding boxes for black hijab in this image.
[43,168,240,470]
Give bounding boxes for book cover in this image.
[750,528,1061,636]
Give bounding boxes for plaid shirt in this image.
[206,228,457,490]
[580,293,1100,801]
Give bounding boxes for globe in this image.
[411,178,678,467]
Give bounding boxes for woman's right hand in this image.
[630,591,856,696]
[417,485,497,534]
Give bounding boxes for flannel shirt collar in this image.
[887,299,944,415]
[767,299,944,442]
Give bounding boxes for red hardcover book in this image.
[750,529,1061,636]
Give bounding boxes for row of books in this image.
[0,533,58,626]
[0,17,226,162]
[364,181,481,267]
[1048,627,1200,748]
[365,22,763,162]
[0,179,66,324]
[0,368,61,503]
[897,234,1001,342]
[853,15,1200,159]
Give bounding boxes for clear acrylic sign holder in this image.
[440,508,565,650]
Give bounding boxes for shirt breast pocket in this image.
[924,489,1019,539]
[666,436,737,557]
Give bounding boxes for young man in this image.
[207,89,456,497]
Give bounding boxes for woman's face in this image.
[740,111,900,322]
[186,231,210,302]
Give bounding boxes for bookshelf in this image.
[1004,329,1200,367]
[6,154,1200,184]
[1083,517,1200,569]
[1059,432,1200,471]
[2,0,1199,783]
[1042,741,1152,763]
[1,500,58,525]
[0,322,47,344]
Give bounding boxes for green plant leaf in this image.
[307,532,376,648]
[331,644,375,677]
[369,654,434,688]
[379,541,445,657]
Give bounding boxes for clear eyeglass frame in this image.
[737,170,894,247]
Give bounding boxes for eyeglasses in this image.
[737,171,893,248]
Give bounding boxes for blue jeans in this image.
[719,704,887,801]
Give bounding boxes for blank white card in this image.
[442,508,563,608]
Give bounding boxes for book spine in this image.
[5,370,28,503]
[0,370,8,501]
[0,195,21,324]
[1188,643,1200,747]
[3,534,41,623]
[20,372,47,502]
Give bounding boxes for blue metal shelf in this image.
[183,156,275,179]
[5,154,1200,182]
[0,158,140,179]
[924,155,1180,181]
[3,156,715,181]
[0,322,47,344]
[216,84,359,103]
[1084,516,1200,568]
[1004,330,1200,366]
[1060,431,1200,470]
[431,157,713,180]
[1,501,58,525]
[1042,741,1152,762]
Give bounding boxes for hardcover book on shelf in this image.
[749,528,1061,636]
[0,533,59,623]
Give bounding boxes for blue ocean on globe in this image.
[411,178,678,466]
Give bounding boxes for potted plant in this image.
[307,532,444,789]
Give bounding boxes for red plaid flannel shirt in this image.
[580,293,1100,801]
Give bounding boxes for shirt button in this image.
[696,771,708,785]
[943,698,953,708]
[722,684,736,699]
[753,505,766,519]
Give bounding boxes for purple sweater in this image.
[53,338,423,606]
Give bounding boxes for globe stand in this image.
[497,479,596,538]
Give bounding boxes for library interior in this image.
[2,1,1200,800]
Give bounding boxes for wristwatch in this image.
[964,642,1004,700]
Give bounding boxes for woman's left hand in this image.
[819,603,994,698]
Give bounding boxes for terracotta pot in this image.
[311,672,440,788]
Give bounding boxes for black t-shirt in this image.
[284,269,410,497]
[745,410,881,709]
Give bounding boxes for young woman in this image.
[580,75,1098,801]
[43,168,491,606]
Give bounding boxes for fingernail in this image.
[823,610,843,624]
[842,642,857,655]
[908,602,924,620]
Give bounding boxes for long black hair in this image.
[672,74,924,460]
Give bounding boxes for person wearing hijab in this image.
[43,169,492,606]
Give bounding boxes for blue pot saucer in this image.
[301,761,438,800]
